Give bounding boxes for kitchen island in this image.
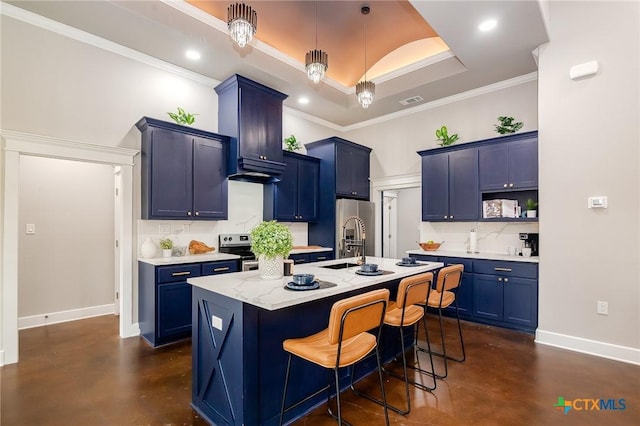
[187,256,443,425]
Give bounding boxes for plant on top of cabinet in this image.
[495,116,523,134]
[168,107,198,125]
[435,125,459,147]
[283,135,301,151]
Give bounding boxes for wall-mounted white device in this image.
[569,60,599,80]
[588,196,608,209]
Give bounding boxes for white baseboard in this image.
[125,323,141,338]
[536,329,640,365]
[18,304,115,330]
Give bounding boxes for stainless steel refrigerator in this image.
[336,199,375,260]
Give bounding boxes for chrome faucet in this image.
[341,215,366,265]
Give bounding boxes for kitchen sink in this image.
[320,262,360,270]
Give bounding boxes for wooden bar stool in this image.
[417,264,466,379]
[351,273,436,415]
[279,288,390,425]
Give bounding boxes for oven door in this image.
[242,260,259,271]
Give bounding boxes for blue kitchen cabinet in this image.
[215,74,288,177]
[420,148,479,221]
[264,151,319,222]
[472,259,538,331]
[288,251,334,265]
[479,133,538,191]
[137,117,229,220]
[139,259,240,347]
[335,142,371,199]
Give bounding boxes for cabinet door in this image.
[503,276,538,328]
[508,138,538,189]
[289,253,310,264]
[335,143,353,197]
[478,144,509,191]
[449,272,473,315]
[349,148,370,199]
[472,274,503,321]
[150,128,193,218]
[239,86,283,165]
[421,152,449,221]
[157,281,192,340]
[193,136,228,219]
[296,158,319,221]
[448,149,479,220]
[309,251,333,262]
[274,157,298,221]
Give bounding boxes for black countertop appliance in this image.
[519,232,539,256]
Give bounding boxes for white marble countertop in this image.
[138,253,241,266]
[406,249,539,264]
[289,247,333,254]
[187,256,443,311]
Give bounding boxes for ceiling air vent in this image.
[399,95,424,106]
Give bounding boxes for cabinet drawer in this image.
[201,260,240,275]
[309,251,333,262]
[439,257,473,272]
[157,264,201,283]
[289,253,310,264]
[473,260,537,278]
[410,254,439,262]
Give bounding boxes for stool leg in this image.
[375,344,391,426]
[334,368,342,425]
[451,298,466,363]
[279,354,293,426]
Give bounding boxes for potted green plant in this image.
[159,238,174,258]
[525,198,538,218]
[435,125,459,147]
[168,107,198,125]
[250,220,293,280]
[495,116,524,134]
[283,134,301,151]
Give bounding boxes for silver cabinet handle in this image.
[444,215,448,219]
[450,215,454,219]
[494,267,512,272]
[172,271,191,276]
[297,259,307,263]
[316,256,327,260]
[504,278,509,283]
[195,211,200,216]
[503,183,508,188]
[213,267,229,272]
[187,211,192,216]
[498,277,503,282]
[509,183,514,188]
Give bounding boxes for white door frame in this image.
[370,173,422,257]
[382,191,398,258]
[1,130,138,365]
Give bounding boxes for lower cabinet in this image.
[288,251,334,265]
[409,254,538,332]
[139,259,240,347]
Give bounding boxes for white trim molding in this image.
[536,329,640,365]
[18,305,115,330]
[1,130,138,365]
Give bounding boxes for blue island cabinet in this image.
[191,279,409,426]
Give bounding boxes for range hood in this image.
[215,74,288,184]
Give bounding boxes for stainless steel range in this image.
[218,233,258,271]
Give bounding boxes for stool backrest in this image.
[327,289,390,345]
[396,272,433,309]
[435,264,464,293]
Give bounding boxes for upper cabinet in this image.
[264,151,320,222]
[421,148,479,221]
[215,75,288,179]
[305,137,371,201]
[478,133,538,191]
[136,117,229,220]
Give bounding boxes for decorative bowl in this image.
[291,274,315,285]
[360,263,379,273]
[419,242,441,251]
[401,257,416,264]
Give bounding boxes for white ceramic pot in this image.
[526,210,537,218]
[141,237,157,259]
[258,254,284,280]
[162,249,172,258]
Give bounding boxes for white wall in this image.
[536,1,639,359]
[396,187,422,255]
[18,156,114,318]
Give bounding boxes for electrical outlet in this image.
[159,224,171,234]
[597,300,608,315]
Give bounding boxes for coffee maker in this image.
[519,233,539,256]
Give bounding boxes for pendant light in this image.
[305,2,328,84]
[227,2,257,48]
[356,6,375,109]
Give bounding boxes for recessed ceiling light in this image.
[185,50,201,60]
[478,19,497,32]
[298,97,310,105]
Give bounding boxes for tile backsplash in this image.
[420,221,540,255]
[137,180,308,257]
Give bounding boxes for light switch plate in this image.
[26,223,36,234]
[588,196,608,209]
